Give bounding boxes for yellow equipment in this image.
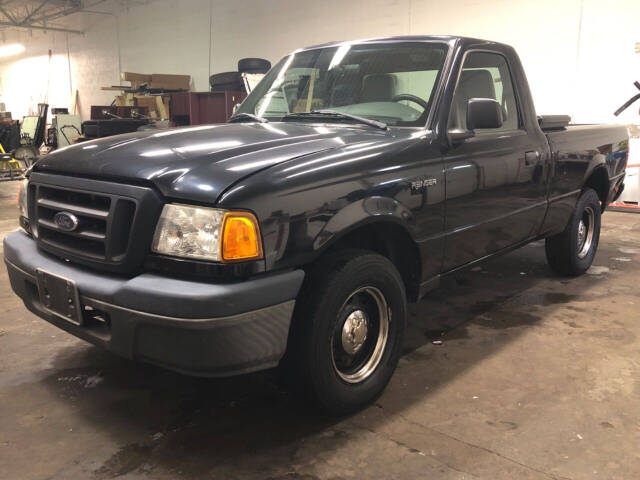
[0,143,25,180]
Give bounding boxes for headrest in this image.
[458,70,495,101]
[361,74,396,102]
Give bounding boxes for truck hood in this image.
[34,122,393,203]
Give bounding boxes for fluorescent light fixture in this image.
[0,44,25,57]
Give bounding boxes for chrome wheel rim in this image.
[577,206,595,259]
[341,309,369,355]
[331,286,390,384]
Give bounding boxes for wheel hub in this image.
[341,310,368,355]
[577,220,586,247]
[577,206,595,259]
[331,286,390,384]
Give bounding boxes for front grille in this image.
[28,173,163,273]
[35,185,133,260]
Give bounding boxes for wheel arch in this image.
[311,205,422,301]
[583,165,609,211]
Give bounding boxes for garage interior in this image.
[1,1,640,479]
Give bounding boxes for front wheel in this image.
[288,250,406,414]
[545,188,601,276]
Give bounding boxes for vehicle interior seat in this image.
[360,73,397,103]
[449,69,496,130]
[330,66,361,107]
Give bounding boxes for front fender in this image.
[313,195,416,251]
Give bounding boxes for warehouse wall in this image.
[208,0,640,125]
[0,24,119,121]
[0,34,72,118]
[0,0,638,124]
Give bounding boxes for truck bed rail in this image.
[538,115,571,131]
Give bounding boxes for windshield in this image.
[236,42,448,127]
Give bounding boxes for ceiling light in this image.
[0,44,25,57]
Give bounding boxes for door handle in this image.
[524,151,540,166]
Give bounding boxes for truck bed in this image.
[542,123,628,229]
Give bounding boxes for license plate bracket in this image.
[35,269,82,326]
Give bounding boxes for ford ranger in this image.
[4,36,628,413]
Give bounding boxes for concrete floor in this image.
[1,180,639,480]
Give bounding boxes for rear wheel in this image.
[545,188,601,276]
[288,250,406,414]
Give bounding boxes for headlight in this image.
[17,178,30,233]
[151,204,263,262]
[17,178,28,219]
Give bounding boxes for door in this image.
[442,51,547,270]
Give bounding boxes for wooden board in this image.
[101,86,136,92]
[155,96,168,120]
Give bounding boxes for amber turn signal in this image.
[221,211,263,262]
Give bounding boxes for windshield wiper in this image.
[228,112,269,123]
[283,109,388,130]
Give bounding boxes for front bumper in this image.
[4,231,305,377]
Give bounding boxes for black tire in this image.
[545,188,601,276]
[287,250,406,414]
[237,58,271,74]
[209,71,243,91]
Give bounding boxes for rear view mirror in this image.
[466,98,504,130]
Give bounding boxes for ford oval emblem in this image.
[53,211,79,232]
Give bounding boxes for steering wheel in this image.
[392,94,429,111]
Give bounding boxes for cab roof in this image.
[298,35,505,52]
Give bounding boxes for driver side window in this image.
[449,52,520,132]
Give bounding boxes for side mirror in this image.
[448,128,474,144]
[232,103,241,115]
[467,98,504,130]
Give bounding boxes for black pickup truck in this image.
[5,36,628,413]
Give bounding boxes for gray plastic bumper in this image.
[4,230,305,377]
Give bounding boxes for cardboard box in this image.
[149,74,190,91]
[121,72,151,85]
[120,72,190,91]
